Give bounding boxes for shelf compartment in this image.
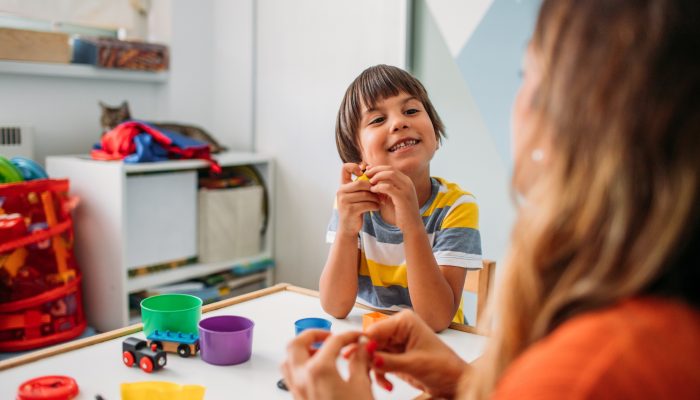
[127,253,273,293]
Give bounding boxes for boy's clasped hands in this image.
[280,310,469,400]
[337,162,423,235]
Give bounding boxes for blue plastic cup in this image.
[294,317,331,348]
[294,317,332,335]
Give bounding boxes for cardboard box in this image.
[0,28,71,63]
[198,186,263,263]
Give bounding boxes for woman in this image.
[281,0,700,398]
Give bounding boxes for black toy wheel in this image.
[177,344,191,358]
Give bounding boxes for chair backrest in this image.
[464,259,496,329]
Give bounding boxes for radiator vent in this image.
[1,126,22,145]
[0,125,34,159]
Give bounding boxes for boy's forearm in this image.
[319,232,359,318]
[402,226,457,331]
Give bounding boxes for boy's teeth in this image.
[389,139,418,152]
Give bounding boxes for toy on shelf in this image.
[147,329,199,358]
[122,337,167,373]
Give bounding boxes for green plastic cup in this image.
[140,294,203,337]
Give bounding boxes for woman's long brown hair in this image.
[465,0,700,397]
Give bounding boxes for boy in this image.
[320,65,482,331]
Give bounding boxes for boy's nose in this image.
[390,116,409,132]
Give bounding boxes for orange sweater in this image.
[492,297,700,399]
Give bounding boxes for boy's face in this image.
[357,92,437,177]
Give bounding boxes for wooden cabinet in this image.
[46,152,274,332]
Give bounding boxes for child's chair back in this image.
[464,259,496,331]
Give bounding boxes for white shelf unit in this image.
[46,152,275,332]
[0,60,169,83]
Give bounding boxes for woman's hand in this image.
[366,310,471,398]
[281,330,374,400]
[364,165,422,232]
[336,163,380,237]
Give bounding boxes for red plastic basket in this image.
[0,179,86,351]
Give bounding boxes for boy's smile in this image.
[358,92,437,178]
[387,137,421,153]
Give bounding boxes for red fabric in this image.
[91,121,172,161]
[91,121,221,173]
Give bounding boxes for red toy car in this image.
[122,336,167,373]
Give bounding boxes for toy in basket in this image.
[0,178,86,351]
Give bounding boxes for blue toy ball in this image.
[11,157,48,181]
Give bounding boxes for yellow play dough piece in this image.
[121,381,205,400]
[355,174,370,182]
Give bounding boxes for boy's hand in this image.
[336,163,380,237]
[364,165,422,232]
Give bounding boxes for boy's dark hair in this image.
[335,64,446,163]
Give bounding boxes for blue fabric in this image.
[116,121,209,164]
[124,133,169,163]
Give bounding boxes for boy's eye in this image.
[370,116,385,125]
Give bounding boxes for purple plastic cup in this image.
[198,315,254,366]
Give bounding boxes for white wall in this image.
[0,74,162,164]
[255,0,409,289]
[156,0,255,151]
[411,0,531,266]
[0,0,254,164]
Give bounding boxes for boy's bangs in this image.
[357,68,421,111]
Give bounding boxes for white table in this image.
[0,284,488,399]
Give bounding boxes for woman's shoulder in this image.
[492,297,700,399]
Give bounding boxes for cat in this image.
[99,101,228,154]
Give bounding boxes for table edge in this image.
[0,283,484,371]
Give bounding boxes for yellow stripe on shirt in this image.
[441,201,479,229]
[359,257,409,288]
[359,254,466,324]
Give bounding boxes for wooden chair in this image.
[463,259,496,330]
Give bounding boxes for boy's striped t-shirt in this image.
[326,176,482,324]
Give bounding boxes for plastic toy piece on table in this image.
[362,311,390,331]
[122,337,167,373]
[16,375,79,400]
[147,329,200,358]
[121,381,206,400]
